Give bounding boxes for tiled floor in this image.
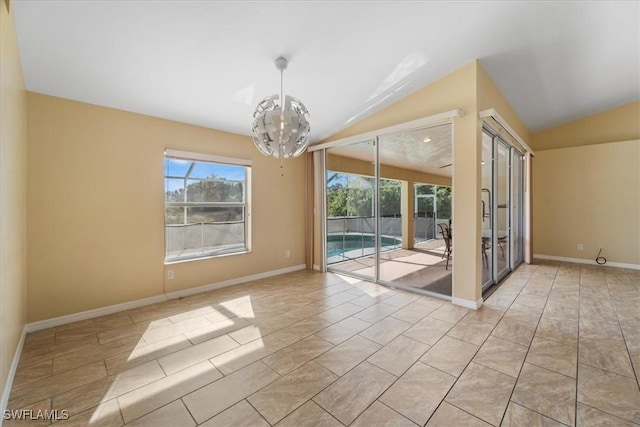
[6,261,640,426]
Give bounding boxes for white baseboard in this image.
[534,254,640,271]
[1,326,26,423]
[452,297,484,310]
[313,264,321,271]
[165,264,306,299]
[25,294,168,333]
[25,264,307,333]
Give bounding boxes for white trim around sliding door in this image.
[478,109,534,156]
[313,150,327,272]
[309,109,464,152]
[524,152,533,264]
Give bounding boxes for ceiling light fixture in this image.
[423,137,432,143]
[252,57,311,167]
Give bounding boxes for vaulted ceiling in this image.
[11,1,640,143]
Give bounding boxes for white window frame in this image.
[164,149,252,263]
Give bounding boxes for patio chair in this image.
[498,236,506,259]
[437,223,452,270]
[482,237,490,268]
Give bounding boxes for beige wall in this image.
[531,101,640,151]
[531,101,640,266]
[477,65,531,144]
[27,93,306,322]
[1,1,28,398]
[532,140,640,265]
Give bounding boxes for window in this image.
[164,149,251,262]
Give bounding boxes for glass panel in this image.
[189,161,221,179]
[166,222,245,260]
[165,158,192,177]
[378,124,453,297]
[380,179,402,248]
[481,130,494,289]
[186,179,244,203]
[205,163,247,181]
[165,178,185,202]
[416,195,434,213]
[512,151,524,266]
[165,206,185,225]
[435,186,452,230]
[496,140,511,280]
[186,206,244,223]
[325,140,376,281]
[414,192,435,243]
[415,184,435,195]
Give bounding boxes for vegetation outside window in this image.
[164,150,251,262]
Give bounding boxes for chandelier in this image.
[252,57,310,160]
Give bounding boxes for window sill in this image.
[164,249,251,265]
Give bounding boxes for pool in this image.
[327,234,401,259]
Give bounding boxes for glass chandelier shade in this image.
[252,57,311,159]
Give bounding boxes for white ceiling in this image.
[11,1,640,143]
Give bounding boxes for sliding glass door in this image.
[495,139,511,281]
[481,132,494,289]
[482,126,525,291]
[322,121,524,296]
[325,123,454,299]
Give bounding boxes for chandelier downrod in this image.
[277,58,286,167]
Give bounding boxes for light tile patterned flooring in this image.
[7,261,640,426]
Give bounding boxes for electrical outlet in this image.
[285,249,291,258]
[577,244,584,251]
[167,270,175,280]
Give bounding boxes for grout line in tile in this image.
[605,278,640,391]
[576,359,637,380]
[576,401,638,426]
[496,262,556,427]
[117,396,126,426]
[507,401,571,427]
[179,397,199,426]
[443,400,506,427]
[227,332,247,347]
[575,264,582,426]
[422,354,477,381]
[120,396,179,425]
[245,398,275,426]
[313,362,399,426]
[374,400,419,426]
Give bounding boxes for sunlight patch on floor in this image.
[220,296,255,318]
[334,274,365,285]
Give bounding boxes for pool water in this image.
[327,234,400,258]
